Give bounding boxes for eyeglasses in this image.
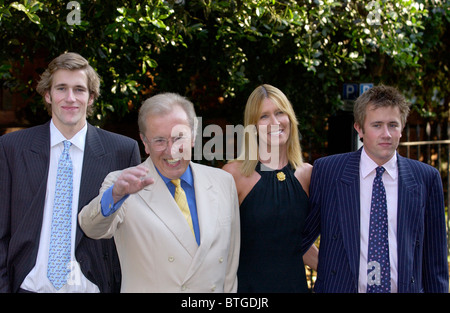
[148,136,190,152]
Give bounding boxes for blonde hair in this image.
[234,84,303,176]
[36,52,100,117]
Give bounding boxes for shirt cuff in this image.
[100,185,129,217]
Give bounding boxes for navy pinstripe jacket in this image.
[302,148,449,293]
[0,121,141,293]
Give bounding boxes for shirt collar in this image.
[360,147,398,180]
[50,119,87,152]
[156,164,194,188]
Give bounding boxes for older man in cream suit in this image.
[79,93,240,293]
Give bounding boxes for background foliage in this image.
[1,0,449,159]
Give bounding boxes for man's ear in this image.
[140,134,151,155]
[354,122,364,141]
[45,91,52,104]
[88,93,94,106]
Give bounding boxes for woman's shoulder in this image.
[222,160,242,175]
[294,162,313,178]
[222,161,260,205]
[294,162,313,196]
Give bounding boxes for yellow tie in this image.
[171,179,194,236]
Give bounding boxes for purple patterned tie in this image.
[367,166,391,293]
[47,140,73,290]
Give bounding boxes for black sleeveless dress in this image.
[237,162,309,293]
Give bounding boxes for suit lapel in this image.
[78,124,110,212]
[183,162,218,280]
[23,122,51,196]
[396,155,420,291]
[336,150,362,282]
[138,158,199,257]
[22,123,51,254]
[76,124,110,245]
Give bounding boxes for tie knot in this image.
[171,178,181,188]
[376,166,385,178]
[63,140,72,153]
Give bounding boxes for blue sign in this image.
[360,83,373,95]
[343,83,373,100]
[343,83,358,100]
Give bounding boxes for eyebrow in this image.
[370,120,400,124]
[260,108,283,115]
[53,83,88,89]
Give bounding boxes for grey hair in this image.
[138,92,198,138]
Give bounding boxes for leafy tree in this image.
[1,0,449,158]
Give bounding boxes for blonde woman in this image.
[223,84,317,292]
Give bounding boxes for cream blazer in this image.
[78,157,240,293]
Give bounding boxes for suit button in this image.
[168,256,175,262]
[211,285,216,292]
[181,284,187,291]
[219,257,223,263]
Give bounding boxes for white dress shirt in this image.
[21,120,99,293]
[358,148,398,293]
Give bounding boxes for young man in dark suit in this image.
[0,52,141,292]
[303,85,448,293]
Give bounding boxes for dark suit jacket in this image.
[0,121,141,293]
[302,148,449,293]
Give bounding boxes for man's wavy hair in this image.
[36,52,100,117]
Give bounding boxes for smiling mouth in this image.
[62,106,79,111]
[269,129,283,135]
[165,158,181,166]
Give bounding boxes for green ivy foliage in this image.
[1,0,449,149]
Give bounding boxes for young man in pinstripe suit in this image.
[302,85,448,293]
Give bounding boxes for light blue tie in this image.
[48,140,73,290]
